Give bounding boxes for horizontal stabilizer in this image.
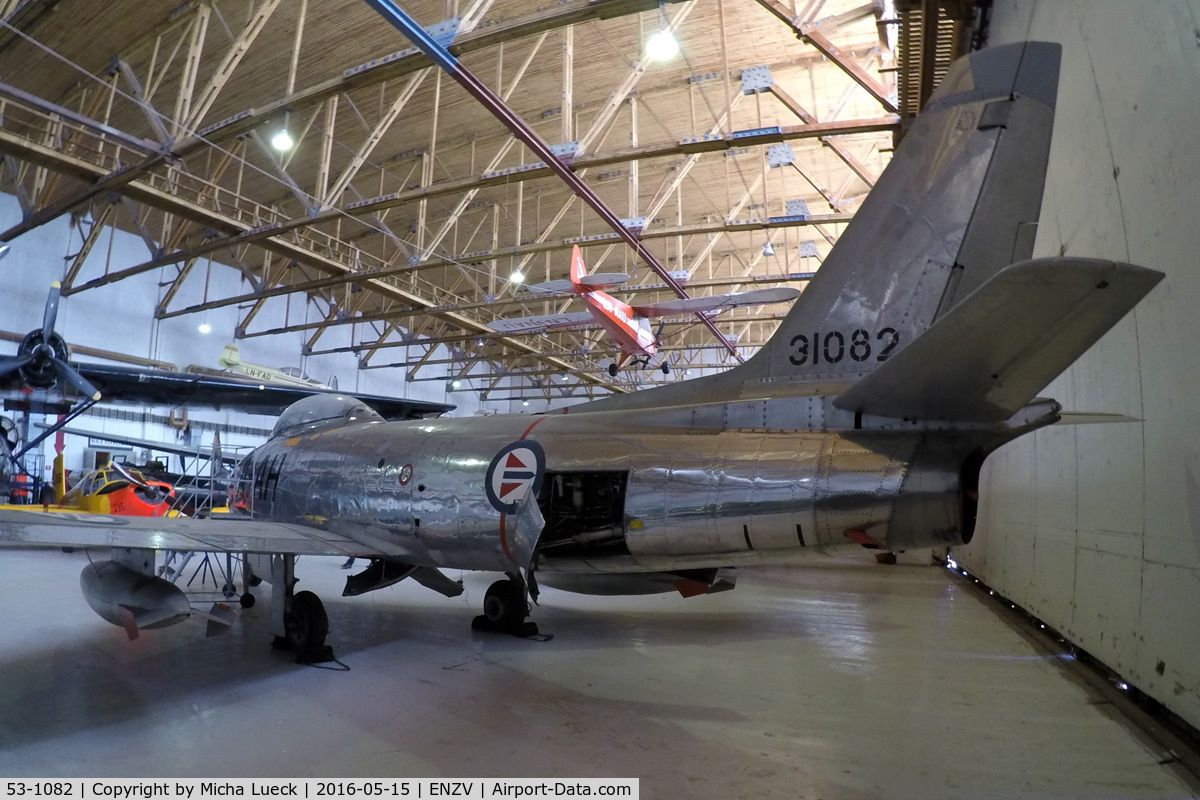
[833,258,1163,422]
[632,287,800,319]
[528,273,630,295]
[487,311,593,333]
[527,279,576,294]
[578,272,630,289]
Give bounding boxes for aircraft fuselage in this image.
[233,400,986,578]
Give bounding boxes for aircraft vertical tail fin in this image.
[217,344,239,369]
[53,452,65,504]
[569,245,587,291]
[738,41,1063,387]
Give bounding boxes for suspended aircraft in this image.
[0,283,451,478]
[0,43,1165,664]
[488,245,801,376]
[215,343,339,391]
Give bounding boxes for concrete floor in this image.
[0,550,1195,798]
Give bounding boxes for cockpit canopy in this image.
[271,394,384,438]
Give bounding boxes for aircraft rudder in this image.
[569,244,587,288]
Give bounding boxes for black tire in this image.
[607,362,618,377]
[661,362,670,374]
[483,580,526,631]
[284,590,328,651]
[240,592,256,609]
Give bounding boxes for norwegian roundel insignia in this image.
[484,440,546,514]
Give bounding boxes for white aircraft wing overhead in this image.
[487,311,593,333]
[631,286,801,318]
[0,508,395,557]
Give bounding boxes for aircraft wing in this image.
[487,311,593,333]
[64,362,454,420]
[0,507,396,557]
[631,287,801,318]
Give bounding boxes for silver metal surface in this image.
[0,42,1167,641]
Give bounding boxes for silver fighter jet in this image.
[0,42,1164,659]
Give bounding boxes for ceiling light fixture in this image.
[271,111,294,151]
[646,3,679,63]
[197,322,212,334]
[510,270,525,284]
[646,28,679,61]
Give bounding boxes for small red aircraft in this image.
[488,246,801,376]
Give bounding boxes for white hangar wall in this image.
[960,1,1200,729]
[0,193,483,477]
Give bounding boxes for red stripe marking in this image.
[499,513,513,563]
[520,416,549,440]
[498,415,551,565]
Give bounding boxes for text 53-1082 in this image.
[6,785,74,797]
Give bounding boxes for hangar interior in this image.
[0,0,1198,793]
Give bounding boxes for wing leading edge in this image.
[0,508,395,558]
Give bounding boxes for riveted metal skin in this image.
[231,393,1052,579]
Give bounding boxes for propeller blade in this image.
[0,354,35,378]
[41,282,62,342]
[50,356,101,401]
[109,460,149,488]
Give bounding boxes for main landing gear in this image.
[606,359,670,377]
[472,576,540,637]
[260,555,334,664]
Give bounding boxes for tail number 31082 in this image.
[789,328,899,366]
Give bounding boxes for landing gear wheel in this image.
[875,551,898,565]
[472,578,541,636]
[240,592,256,609]
[284,590,328,655]
[483,580,526,631]
[607,362,618,378]
[661,362,670,375]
